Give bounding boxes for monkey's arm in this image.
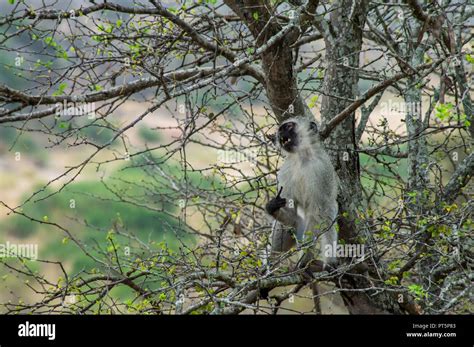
[265,190,301,228]
[272,206,300,227]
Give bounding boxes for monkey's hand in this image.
[265,187,286,216]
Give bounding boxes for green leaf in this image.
[52,82,67,96]
[58,50,68,59]
[106,230,115,241]
[384,276,399,285]
[434,103,454,121]
[460,113,471,127]
[44,36,57,47]
[308,95,319,108]
[466,53,474,64]
[407,284,428,300]
[252,12,259,21]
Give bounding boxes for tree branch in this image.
[319,60,443,139]
[442,152,474,203]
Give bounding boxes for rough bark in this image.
[225,0,411,314]
[223,0,311,120]
[405,42,429,214]
[319,0,407,314]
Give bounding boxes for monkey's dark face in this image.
[277,121,299,153]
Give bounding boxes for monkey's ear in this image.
[309,121,318,134]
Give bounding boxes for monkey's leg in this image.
[270,222,296,254]
[294,217,328,273]
[310,282,322,314]
[260,223,296,301]
[319,225,338,267]
[294,217,318,270]
[261,222,297,274]
[293,229,324,315]
[271,206,301,228]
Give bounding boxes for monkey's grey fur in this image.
[266,116,339,268]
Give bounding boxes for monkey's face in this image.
[277,121,299,153]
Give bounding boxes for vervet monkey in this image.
[266,117,338,269]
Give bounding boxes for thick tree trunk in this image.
[223,0,310,120]
[319,0,407,314]
[225,0,410,314]
[404,34,430,215]
[401,26,437,311]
